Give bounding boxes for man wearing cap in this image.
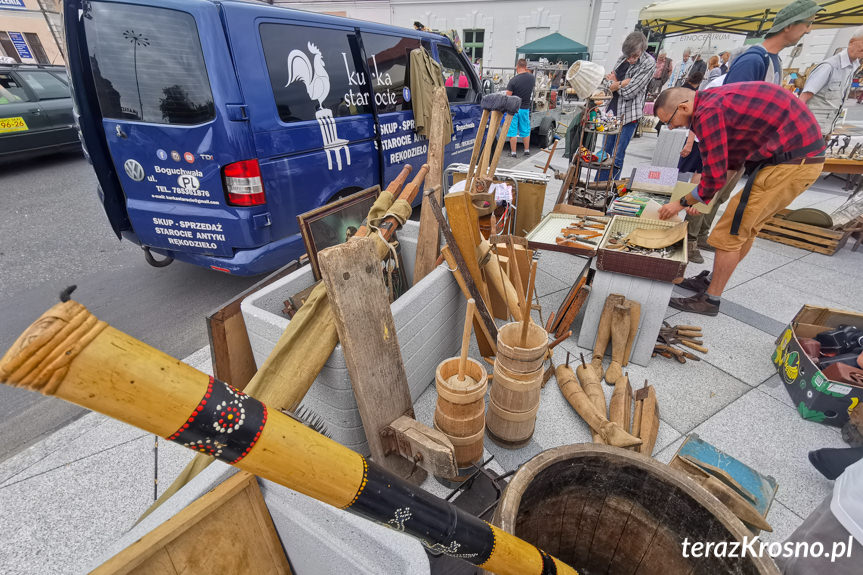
[800,26,863,138]
[653,83,825,316]
[724,0,824,85]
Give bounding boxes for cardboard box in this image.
[773,305,863,427]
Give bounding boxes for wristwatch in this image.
[679,196,690,208]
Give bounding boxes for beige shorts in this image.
[709,162,823,252]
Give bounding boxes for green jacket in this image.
[409,48,453,139]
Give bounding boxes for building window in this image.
[0,32,22,63]
[463,29,484,64]
[23,33,50,64]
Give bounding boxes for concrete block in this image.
[577,269,674,367]
[242,221,463,455]
[261,480,429,575]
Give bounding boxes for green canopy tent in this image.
[516,32,590,65]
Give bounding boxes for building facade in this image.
[0,0,63,65]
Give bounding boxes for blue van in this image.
[64,0,481,275]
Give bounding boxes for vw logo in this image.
[124,159,145,182]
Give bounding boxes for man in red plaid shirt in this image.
[654,82,825,316]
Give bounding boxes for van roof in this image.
[213,0,447,42]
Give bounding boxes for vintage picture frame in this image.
[297,186,381,281]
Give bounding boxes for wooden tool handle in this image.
[549,331,571,350]
[675,325,702,331]
[519,260,538,346]
[400,164,430,204]
[679,340,708,353]
[545,311,556,333]
[464,109,490,192]
[458,299,476,381]
[385,164,413,195]
[676,330,702,338]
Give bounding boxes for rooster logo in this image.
[286,42,350,171]
[287,43,330,108]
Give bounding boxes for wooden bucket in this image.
[490,445,780,575]
[434,357,487,471]
[485,396,540,448]
[490,360,542,413]
[496,322,548,374]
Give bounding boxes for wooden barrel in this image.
[490,445,780,575]
[490,360,542,413]
[434,357,487,472]
[496,322,548,374]
[485,396,540,448]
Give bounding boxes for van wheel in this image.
[542,124,556,149]
[327,187,363,203]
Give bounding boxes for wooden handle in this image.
[385,164,413,195]
[399,164,430,204]
[458,299,476,381]
[519,260,538,347]
[549,331,571,350]
[545,311,556,333]
[505,238,527,328]
[675,325,701,331]
[487,113,515,177]
[679,340,708,353]
[464,109,490,192]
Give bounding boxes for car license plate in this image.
[0,117,29,134]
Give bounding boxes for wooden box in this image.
[595,216,687,282]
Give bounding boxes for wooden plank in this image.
[414,87,449,285]
[94,472,290,575]
[207,261,300,389]
[317,238,424,481]
[760,221,843,243]
[635,384,659,457]
[762,220,844,241]
[445,191,492,306]
[757,231,839,255]
[513,181,548,236]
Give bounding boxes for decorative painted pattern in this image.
[166,377,267,464]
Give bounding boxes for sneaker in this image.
[687,243,704,264]
[523,150,530,157]
[669,293,719,316]
[697,238,715,252]
[678,270,711,292]
[510,152,517,158]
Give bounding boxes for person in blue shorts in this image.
[506,59,536,157]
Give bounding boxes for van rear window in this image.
[260,23,371,123]
[83,2,214,125]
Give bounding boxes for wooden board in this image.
[823,157,863,175]
[207,261,301,389]
[444,191,491,306]
[318,238,424,482]
[757,208,849,255]
[93,471,291,574]
[414,87,448,285]
[513,180,549,237]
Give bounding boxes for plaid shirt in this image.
[607,52,655,126]
[692,82,824,203]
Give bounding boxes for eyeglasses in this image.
[666,100,688,127]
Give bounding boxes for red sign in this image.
[184,152,195,164]
[648,170,661,179]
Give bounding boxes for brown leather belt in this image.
[778,155,825,166]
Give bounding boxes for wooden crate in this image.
[757,209,850,255]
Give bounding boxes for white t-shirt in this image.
[831,456,863,545]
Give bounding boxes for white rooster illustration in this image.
[285,42,350,171]
[286,42,330,109]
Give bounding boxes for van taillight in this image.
[223,159,266,206]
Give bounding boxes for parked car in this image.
[65,0,482,276]
[0,64,80,163]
